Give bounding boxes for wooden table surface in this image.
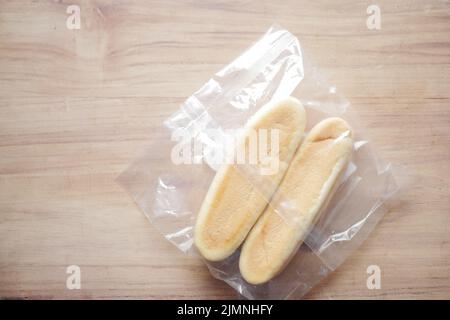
[0,0,449,299]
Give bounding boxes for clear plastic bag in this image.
[117,25,399,299]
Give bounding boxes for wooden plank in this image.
[0,0,449,299]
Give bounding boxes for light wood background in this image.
[0,0,449,299]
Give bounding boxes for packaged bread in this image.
[194,97,306,261]
[239,117,353,284]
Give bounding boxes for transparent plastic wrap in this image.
[118,25,399,299]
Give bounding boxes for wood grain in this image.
[0,0,449,299]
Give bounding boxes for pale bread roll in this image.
[195,97,306,261]
[239,117,353,284]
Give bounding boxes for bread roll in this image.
[195,97,306,261]
[239,117,353,284]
